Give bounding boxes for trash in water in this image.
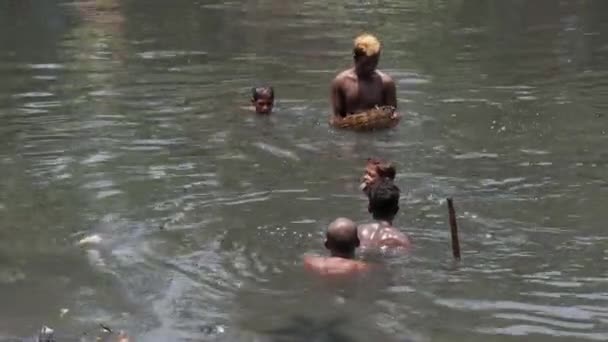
[38,325,55,342]
[77,234,102,246]
[199,324,226,336]
[59,308,69,318]
[99,323,112,333]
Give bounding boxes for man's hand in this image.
[389,111,401,128]
[330,115,345,126]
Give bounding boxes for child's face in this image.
[361,165,379,189]
[252,95,273,114]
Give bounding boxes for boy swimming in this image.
[251,86,274,114]
[361,157,396,193]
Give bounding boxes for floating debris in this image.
[59,308,69,318]
[199,324,226,336]
[38,325,55,342]
[99,323,112,333]
[77,234,102,246]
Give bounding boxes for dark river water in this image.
[1,1,607,341]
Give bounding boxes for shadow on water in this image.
[257,316,357,342]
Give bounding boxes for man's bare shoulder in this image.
[333,69,356,83]
[357,222,379,236]
[375,70,395,84]
[303,255,323,267]
[377,226,411,248]
[303,255,368,276]
[357,222,378,230]
[378,226,408,238]
[357,223,411,249]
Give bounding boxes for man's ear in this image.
[355,237,360,248]
[368,203,372,214]
[324,239,330,250]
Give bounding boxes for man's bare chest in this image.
[342,78,384,109]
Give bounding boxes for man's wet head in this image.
[251,86,274,114]
[353,34,381,78]
[367,179,400,223]
[325,218,360,258]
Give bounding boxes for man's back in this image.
[303,255,369,276]
[358,222,411,250]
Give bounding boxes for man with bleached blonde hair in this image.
[330,33,398,121]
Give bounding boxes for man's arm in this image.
[331,77,346,118]
[383,76,397,109]
[382,75,399,121]
[303,255,321,273]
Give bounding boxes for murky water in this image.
[1,0,607,341]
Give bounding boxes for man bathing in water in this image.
[304,218,369,276]
[331,34,398,122]
[359,178,411,250]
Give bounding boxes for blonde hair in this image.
[354,33,381,56]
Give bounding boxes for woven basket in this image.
[330,106,399,131]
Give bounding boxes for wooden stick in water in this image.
[447,198,461,260]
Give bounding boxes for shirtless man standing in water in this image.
[330,33,398,122]
[304,218,369,276]
[359,178,411,250]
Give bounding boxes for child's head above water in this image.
[362,158,396,192]
[251,86,274,114]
